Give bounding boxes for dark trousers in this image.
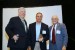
[10,48,27,50]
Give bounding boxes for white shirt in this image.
[36,23,41,41]
[50,24,57,41]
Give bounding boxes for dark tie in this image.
[52,26,56,44]
[22,20,27,32]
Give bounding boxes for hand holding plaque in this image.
[39,34,43,42]
[27,46,31,50]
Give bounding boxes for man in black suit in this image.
[5,7,28,50]
[28,12,49,50]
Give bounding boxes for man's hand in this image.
[62,46,66,50]
[13,34,19,42]
[39,34,43,42]
[27,46,31,50]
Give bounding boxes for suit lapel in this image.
[49,26,52,39]
[17,17,25,31]
[40,23,43,34]
[34,22,36,35]
[56,23,60,30]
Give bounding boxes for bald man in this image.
[49,15,68,50]
[5,7,28,50]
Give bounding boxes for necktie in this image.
[22,20,27,32]
[52,26,56,44]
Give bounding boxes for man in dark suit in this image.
[28,12,49,50]
[5,7,28,50]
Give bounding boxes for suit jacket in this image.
[5,16,28,48]
[28,22,49,50]
[49,23,68,50]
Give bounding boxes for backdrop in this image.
[3,5,62,50]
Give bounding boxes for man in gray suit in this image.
[49,15,68,50]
